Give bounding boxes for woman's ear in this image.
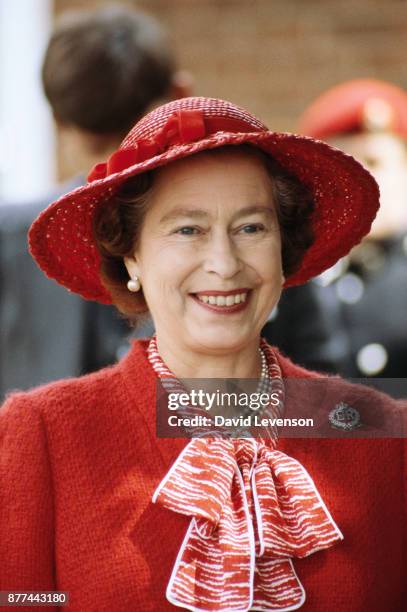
[124,256,141,280]
[169,70,194,99]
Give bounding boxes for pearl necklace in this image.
[259,346,269,378]
[258,347,272,397]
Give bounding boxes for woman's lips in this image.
[190,289,251,314]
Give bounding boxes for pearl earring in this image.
[127,277,141,292]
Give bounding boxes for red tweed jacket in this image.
[0,339,405,611]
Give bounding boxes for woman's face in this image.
[124,149,284,354]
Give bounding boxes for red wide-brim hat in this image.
[29,97,379,304]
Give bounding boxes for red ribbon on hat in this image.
[87,109,207,182]
[87,109,258,183]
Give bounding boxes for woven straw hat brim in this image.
[28,129,379,304]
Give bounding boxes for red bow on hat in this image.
[87,110,207,182]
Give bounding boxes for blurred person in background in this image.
[0,4,336,402]
[299,78,407,378]
[0,3,191,400]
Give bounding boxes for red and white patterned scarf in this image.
[148,336,343,611]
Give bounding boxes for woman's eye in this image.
[175,226,200,235]
[239,224,266,234]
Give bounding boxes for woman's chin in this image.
[187,326,256,354]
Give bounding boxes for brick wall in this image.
[55,0,407,133]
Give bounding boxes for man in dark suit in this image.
[0,5,190,399]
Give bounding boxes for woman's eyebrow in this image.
[159,205,274,225]
[231,205,275,221]
[159,208,209,224]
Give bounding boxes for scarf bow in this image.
[153,437,343,611]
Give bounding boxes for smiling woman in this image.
[1,97,405,611]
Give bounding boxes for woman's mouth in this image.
[190,289,251,314]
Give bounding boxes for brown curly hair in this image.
[93,145,315,319]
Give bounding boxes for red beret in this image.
[299,78,407,139]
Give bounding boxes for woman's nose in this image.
[202,233,243,278]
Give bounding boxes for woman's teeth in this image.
[197,293,248,306]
